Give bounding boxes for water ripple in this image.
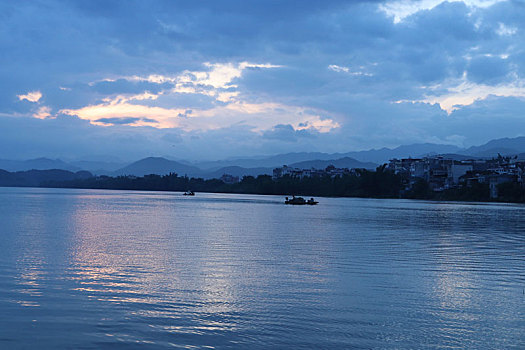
[0,188,523,348]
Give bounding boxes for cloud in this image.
[496,22,517,36]
[263,124,317,142]
[1,0,525,160]
[33,106,52,119]
[400,74,525,113]
[177,109,192,118]
[328,64,373,76]
[94,117,159,126]
[380,0,506,23]
[60,101,186,128]
[328,65,350,73]
[161,132,183,144]
[119,62,282,98]
[59,60,340,134]
[17,91,42,103]
[467,55,511,84]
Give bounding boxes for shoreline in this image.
[2,184,524,206]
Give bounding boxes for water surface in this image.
[0,187,523,348]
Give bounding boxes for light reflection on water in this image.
[0,187,524,349]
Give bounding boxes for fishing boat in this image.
[183,190,195,196]
[285,196,318,205]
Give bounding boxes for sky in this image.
[1,0,525,161]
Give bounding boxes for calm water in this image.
[0,188,523,349]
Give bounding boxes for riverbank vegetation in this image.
[36,168,525,203]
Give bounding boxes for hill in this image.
[463,137,525,157]
[69,160,126,175]
[288,157,377,170]
[113,157,202,177]
[0,158,81,172]
[194,152,346,170]
[343,143,462,164]
[4,136,525,177]
[202,166,273,179]
[194,144,463,169]
[0,169,92,187]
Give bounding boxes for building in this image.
[272,165,358,179]
[384,156,525,192]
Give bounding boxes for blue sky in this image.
[1,0,524,160]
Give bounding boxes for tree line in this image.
[42,167,403,198]
[39,166,525,203]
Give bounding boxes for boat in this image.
[183,190,195,196]
[285,196,318,205]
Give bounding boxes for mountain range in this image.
[0,169,92,187]
[460,137,525,157]
[113,157,202,177]
[107,156,377,178]
[0,158,81,172]
[2,136,525,179]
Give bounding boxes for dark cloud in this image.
[177,110,193,118]
[467,56,512,84]
[94,117,158,125]
[161,132,183,144]
[263,124,317,142]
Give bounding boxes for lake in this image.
[0,187,523,349]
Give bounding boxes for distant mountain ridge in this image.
[341,143,463,163]
[69,160,126,174]
[194,144,463,169]
[2,136,525,176]
[203,166,273,179]
[461,137,525,157]
[0,169,92,187]
[194,152,350,170]
[288,157,377,170]
[113,157,202,177]
[0,158,81,172]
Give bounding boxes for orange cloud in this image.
[18,91,42,103]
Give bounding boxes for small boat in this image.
[285,196,318,205]
[183,190,195,196]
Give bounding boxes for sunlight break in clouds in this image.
[60,61,339,134]
[193,102,340,133]
[17,91,42,103]
[88,62,283,105]
[399,75,525,113]
[60,100,187,128]
[380,0,506,23]
[124,62,281,90]
[61,99,340,133]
